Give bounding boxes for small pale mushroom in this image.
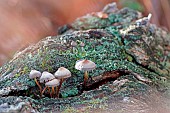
[54,67,71,97]
[71,41,77,53]
[75,59,96,86]
[29,70,42,93]
[41,79,60,98]
[40,71,55,83]
[80,42,85,51]
[40,71,55,97]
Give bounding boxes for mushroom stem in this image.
[47,87,51,94]
[34,78,42,93]
[41,86,47,96]
[52,86,55,98]
[72,47,75,53]
[56,78,64,98]
[81,47,84,52]
[84,71,88,86]
[47,87,52,98]
[56,86,58,98]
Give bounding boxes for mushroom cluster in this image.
[40,71,58,97]
[29,67,71,98]
[29,59,96,98]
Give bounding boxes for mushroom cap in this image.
[75,59,96,71]
[29,70,41,79]
[54,67,71,79]
[40,71,55,83]
[71,41,77,47]
[80,42,85,47]
[45,79,60,87]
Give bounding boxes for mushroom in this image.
[40,71,55,83]
[71,41,77,53]
[40,71,55,97]
[54,67,71,97]
[75,59,96,86]
[80,42,85,51]
[29,70,42,93]
[41,79,60,98]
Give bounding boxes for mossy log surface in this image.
[0,3,170,113]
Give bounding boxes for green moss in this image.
[72,15,112,30]
[15,73,20,77]
[61,87,79,98]
[0,25,165,95]
[19,66,30,75]
[0,4,169,112]
[62,107,78,113]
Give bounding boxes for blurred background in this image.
[0,0,170,66]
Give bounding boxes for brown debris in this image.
[92,12,108,19]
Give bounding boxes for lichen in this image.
[0,2,169,112]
